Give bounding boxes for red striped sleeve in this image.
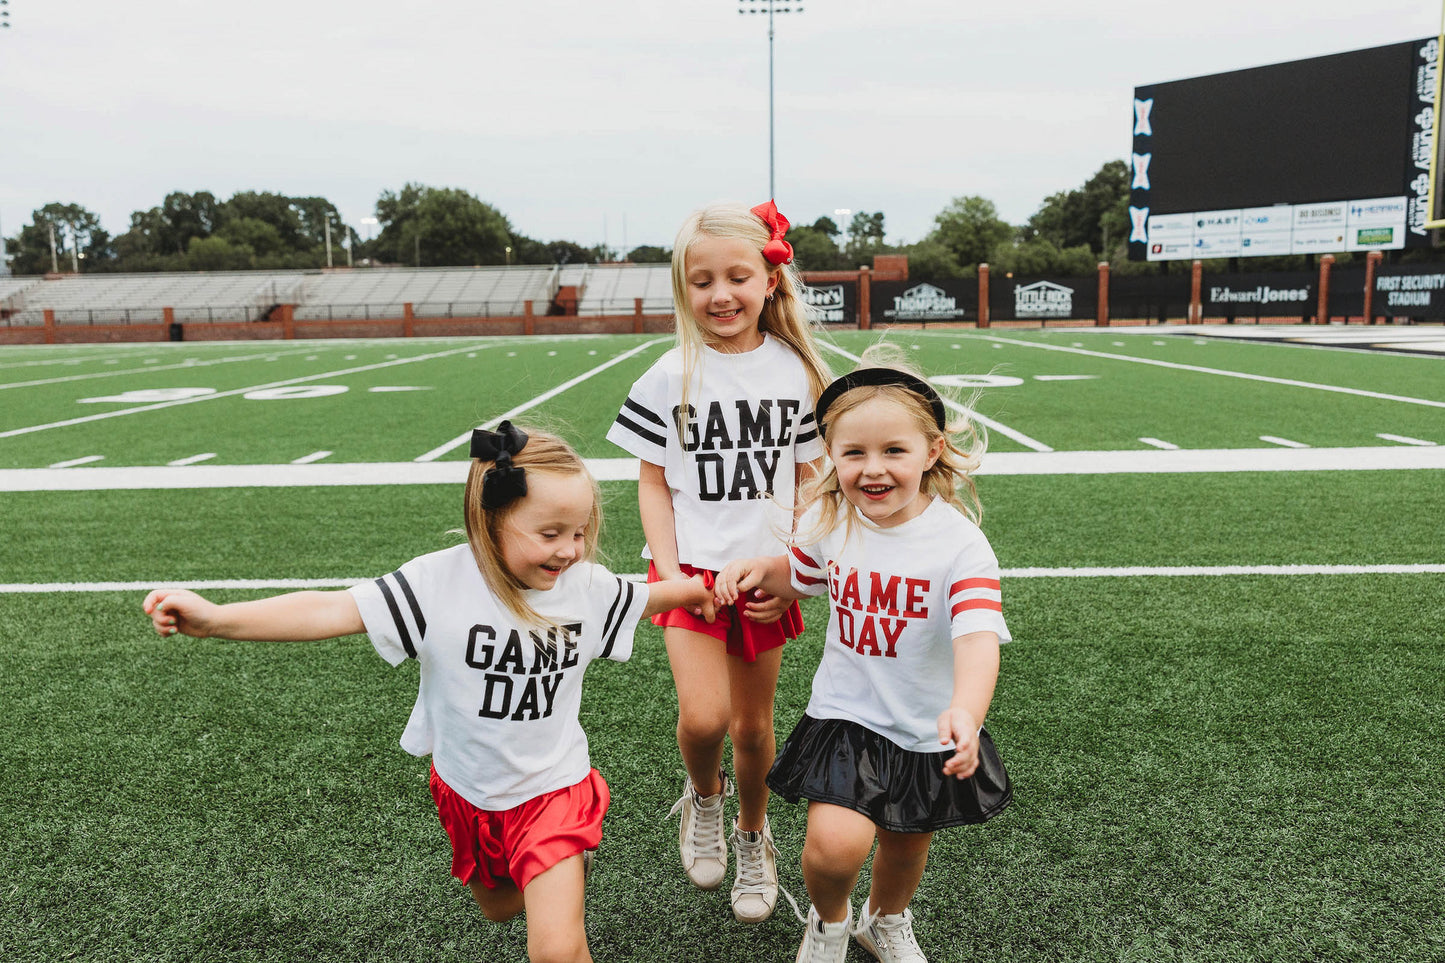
[950,577,1000,596]
[794,572,825,587]
[791,545,820,569]
[952,597,1003,617]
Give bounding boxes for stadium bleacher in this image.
[0,263,673,327]
[7,271,305,325]
[575,264,672,316]
[292,266,559,320]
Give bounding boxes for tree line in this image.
[4,162,1426,277]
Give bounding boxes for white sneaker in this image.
[854,902,928,963]
[667,772,732,890]
[729,817,779,923]
[794,903,851,963]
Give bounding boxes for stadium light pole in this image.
[739,0,803,201]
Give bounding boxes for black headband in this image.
[470,420,529,510]
[815,367,946,435]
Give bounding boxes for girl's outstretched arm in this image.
[938,630,1000,780]
[642,573,716,623]
[715,554,801,607]
[144,588,365,642]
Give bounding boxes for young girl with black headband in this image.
[716,348,1012,963]
[607,200,832,923]
[144,423,715,963]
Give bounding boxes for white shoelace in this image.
[667,777,730,862]
[729,826,777,897]
[856,906,924,961]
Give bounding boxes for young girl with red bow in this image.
[144,423,715,963]
[607,200,833,923]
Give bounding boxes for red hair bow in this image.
[750,199,794,266]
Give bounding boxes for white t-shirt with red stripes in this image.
[350,546,649,811]
[788,497,1010,753]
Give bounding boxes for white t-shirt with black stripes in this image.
[607,335,824,570]
[788,498,1010,753]
[349,545,649,812]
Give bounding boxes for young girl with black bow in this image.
[144,423,714,963]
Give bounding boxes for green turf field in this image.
[1,329,1442,962]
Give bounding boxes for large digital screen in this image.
[1129,39,1438,261]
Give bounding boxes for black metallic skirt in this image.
[766,714,1012,833]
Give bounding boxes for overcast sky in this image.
[0,0,1435,251]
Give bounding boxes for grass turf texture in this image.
[2,333,1442,961]
[3,577,1441,962]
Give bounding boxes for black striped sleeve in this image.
[795,410,818,445]
[374,572,420,659]
[599,577,637,660]
[613,397,669,449]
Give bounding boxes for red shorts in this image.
[429,766,609,891]
[647,562,803,663]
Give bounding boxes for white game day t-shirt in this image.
[788,497,1010,753]
[607,335,824,570]
[349,545,650,811]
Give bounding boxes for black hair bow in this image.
[470,421,529,510]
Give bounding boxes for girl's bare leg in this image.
[802,802,876,922]
[725,645,784,831]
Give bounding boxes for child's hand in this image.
[686,573,717,624]
[741,589,789,625]
[714,558,761,607]
[143,588,217,639]
[937,707,981,780]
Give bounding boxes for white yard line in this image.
[6,444,1444,492]
[413,337,670,462]
[0,341,497,439]
[1259,435,1310,448]
[1377,433,1436,446]
[6,562,1443,594]
[291,450,333,464]
[167,453,217,466]
[0,349,321,391]
[916,331,1445,409]
[1138,437,1179,450]
[47,455,105,468]
[819,340,1054,452]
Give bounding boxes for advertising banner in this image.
[989,276,1097,322]
[1200,271,1315,319]
[800,280,857,325]
[1372,264,1445,319]
[871,280,977,325]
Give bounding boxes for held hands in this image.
[714,558,788,623]
[683,573,718,624]
[937,706,982,780]
[143,588,218,639]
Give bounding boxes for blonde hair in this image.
[670,202,833,445]
[460,429,602,626]
[798,343,987,546]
